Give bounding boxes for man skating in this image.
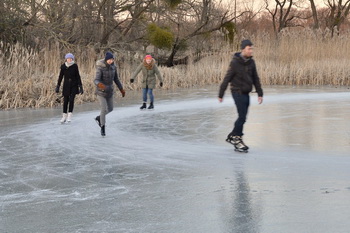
[218,39,263,152]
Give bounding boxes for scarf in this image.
[143,59,155,70]
[65,60,75,67]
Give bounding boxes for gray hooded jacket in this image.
[94,59,123,98]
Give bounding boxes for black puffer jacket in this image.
[219,52,263,98]
[57,63,82,96]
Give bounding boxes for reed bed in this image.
[1,29,350,109]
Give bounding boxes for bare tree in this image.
[265,0,310,36]
[325,0,350,36]
[265,0,294,36]
[309,0,319,29]
[156,0,247,66]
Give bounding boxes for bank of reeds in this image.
[1,29,350,109]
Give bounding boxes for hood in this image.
[234,52,252,64]
[143,58,156,70]
[96,59,115,68]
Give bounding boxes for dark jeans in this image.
[63,94,76,113]
[231,93,250,137]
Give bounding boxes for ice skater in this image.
[94,52,126,136]
[218,39,263,152]
[130,55,163,110]
[55,53,84,123]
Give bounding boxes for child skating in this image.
[218,40,263,152]
[94,52,126,136]
[55,53,84,123]
[130,55,163,110]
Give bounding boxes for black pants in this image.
[63,94,76,113]
[230,93,250,137]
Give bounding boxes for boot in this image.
[148,102,154,110]
[60,113,67,123]
[67,112,73,122]
[101,125,106,136]
[140,103,147,110]
[231,136,249,150]
[95,115,101,127]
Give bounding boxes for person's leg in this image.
[68,94,76,113]
[148,89,154,109]
[148,89,154,103]
[231,93,250,137]
[97,95,108,126]
[99,96,113,136]
[60,96,69,123]
[106,95,114,115]
[63,96,69,114]
[67,94,76,122]
[140,88,148,109]
[142,88,148,103]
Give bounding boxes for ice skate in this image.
[67,112,72,122]
[148,102,154,110]
[140,103,147,110]
[101,125,106,137]
[60,113,67,124]
[226,135,249,153]
[95,115,101,127]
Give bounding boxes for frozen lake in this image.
[1,86,350,233]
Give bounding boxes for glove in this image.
[55,85,60,93]
[120,89,126,97]
[160,82,163,87]
[130,79,134,83]
[79,85,84,95]
[97,82,106,91]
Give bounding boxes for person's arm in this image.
[218,60,235,101]
[154,64,163,86]
[114,67,126,97]
[252,61,263,104]
[130,63,143,83]
[55,66,64,93]
[76,64,83,94]
[76,64,82,86]
[94,66,103,86]
[114,67,123,90]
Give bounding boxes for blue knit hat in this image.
[65,53,74,60]
[105,52,114,61]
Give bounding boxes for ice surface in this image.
[1,86,350,232]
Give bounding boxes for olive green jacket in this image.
[131,60,163,89]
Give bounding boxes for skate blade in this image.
[234,148,248,153]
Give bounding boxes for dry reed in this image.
[1,29,350,109]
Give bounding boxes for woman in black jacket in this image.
[55,53,83,123]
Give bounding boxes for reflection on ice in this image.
[1,86,350,232]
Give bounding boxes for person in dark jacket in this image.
[130,55,163,110]
[55,53,83,123]
[218,39,263,152]
[94,52,126,136]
